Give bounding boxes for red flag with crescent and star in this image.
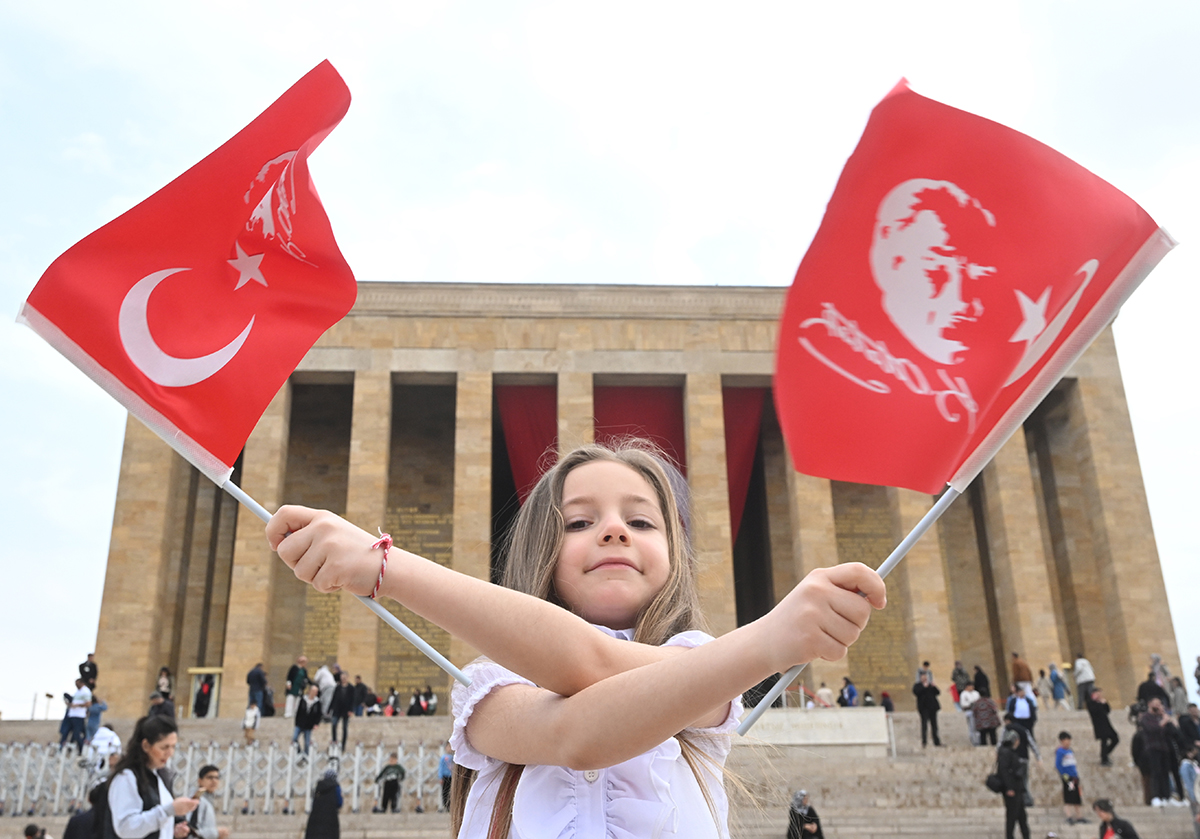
[19,60,356,484]
[775,80,1175,495]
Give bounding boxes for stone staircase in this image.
[731,706,1147,811]
[5,705,1188,839]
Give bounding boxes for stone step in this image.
[0,810,452,839]
[7,804,1190,839]
[727,706,1145,811]
[732,806,1194,839]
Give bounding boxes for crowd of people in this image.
[24,656,1200,839]
[775,649,1200,839]
[918,650,1200,839]
[40,646,1193,839]
[22,649,454,837]
[250,655,440,756]
[51,653,123,774]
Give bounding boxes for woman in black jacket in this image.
[998,728,1030,839]
[292,685,322,755]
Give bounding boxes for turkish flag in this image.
[19,61,356,484]
[776,81,1175,495]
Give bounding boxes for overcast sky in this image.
[2,1,1197,720]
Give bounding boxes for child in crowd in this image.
[372,754,405,813]
[242,701,260,746]
[1056,731,1087,824]
[437,743,454,813]
[1181,746,1200,839]
[191,764,230,839]
[267,441,886,838]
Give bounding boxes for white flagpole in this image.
[220,479,471,686]
[736,485,960,736]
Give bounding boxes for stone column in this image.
[980,427,1064,689]
[337,370,392,688]
[784,468,848,694]
[94,416,190,719]
[1068,328,1180,701]
[685,373,736,636]
[220,383,291,717]
[891,488,955,687]
[557,371,594,456]
[449,371,493,668]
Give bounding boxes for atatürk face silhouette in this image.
[869,179,996,364]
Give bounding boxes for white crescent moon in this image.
[1003,259,1098,387]
[118,267,254,387]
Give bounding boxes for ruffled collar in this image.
[593,625,636,641]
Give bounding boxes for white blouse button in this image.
[583,769,599,783]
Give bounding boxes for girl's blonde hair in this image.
[450,440,719,837]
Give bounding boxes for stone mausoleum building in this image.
[95,282,1180,718]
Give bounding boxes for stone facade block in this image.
[557,371,594,455]
[891,488,955,696]
[220,383,291,717]
[95,417,190,719]
[380,383,456,702]
[834,482,916,709]
[980,428,1064,682]
[338,370,394,688]
[450,372,492,670]
[685,373,736,636]
[95,285,1175,716]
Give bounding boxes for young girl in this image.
[268,442,886,837]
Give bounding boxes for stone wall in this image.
[274,383,352,681]
[93,284,1179,719]
[378,383,456,703]
[833,482,918,710]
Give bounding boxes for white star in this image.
[1009,287,1049,346]
[228,242,267,289]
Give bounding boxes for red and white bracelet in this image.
[369,529,392,599]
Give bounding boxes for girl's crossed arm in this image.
[467,562,883,769]
[269,506,680,694]
[268,505,885,767]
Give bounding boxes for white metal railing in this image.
[0,739,444,818]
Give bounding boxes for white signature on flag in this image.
[798,302,978,432]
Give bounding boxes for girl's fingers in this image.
[825,562,887,609]
[821,610,867,649]
[828,589,874,630]
[267,504,319,551]
[275,524,316,570]
[291,546,328,587]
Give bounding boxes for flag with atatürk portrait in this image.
[775,80,1175,495]
[19,61,357,484]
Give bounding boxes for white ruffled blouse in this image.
[450,627,742,839]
